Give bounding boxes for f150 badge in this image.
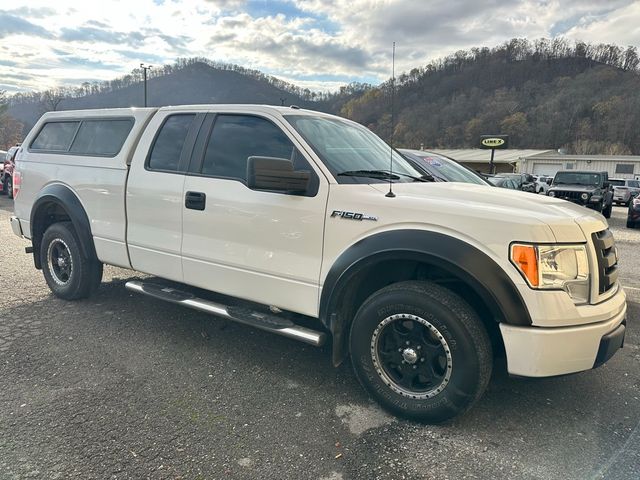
[331,210,378,221]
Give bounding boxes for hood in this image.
[367,182,607,242]
[548,184,599,192]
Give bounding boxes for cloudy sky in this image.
[1,0,639,94]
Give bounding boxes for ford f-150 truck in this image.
[10,105,628,423]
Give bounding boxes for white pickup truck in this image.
[10,105,627,422]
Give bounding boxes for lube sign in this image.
[480,135,509,150]
[480,134,509,174]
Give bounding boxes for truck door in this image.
[181,113,329,317]
[127,111,204,282]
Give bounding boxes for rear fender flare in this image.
[30,184,96,268]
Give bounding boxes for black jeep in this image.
[547,170,613,218]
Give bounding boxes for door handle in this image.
[185,191,206,211]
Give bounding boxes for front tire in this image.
[349,281,492,423]
[41,222,103,300]
[602,201,612,218]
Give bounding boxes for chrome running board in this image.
[125,280,326,347]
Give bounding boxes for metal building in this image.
[519,152,640,179]
[426,149,640,179]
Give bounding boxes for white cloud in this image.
[0,0,638,93]
[564,1,640,46]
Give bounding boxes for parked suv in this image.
[547,170,613,218]
[0,145,20,199]
[533,175,552,194]
[627,192,640,228]
[610,178,640,206]
[10,106,628,423]
[500,173,536,193]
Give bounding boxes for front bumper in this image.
[500,289,627,377]
[10,215,24,237]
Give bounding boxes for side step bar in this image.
[125,280,326,347]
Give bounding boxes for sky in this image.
[1,0,639,94]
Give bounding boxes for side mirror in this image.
[247,156,310,193]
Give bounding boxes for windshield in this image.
[285,115,424,183]
[553,172,601,186]
[488,177,508,187]
[402,151,488,185]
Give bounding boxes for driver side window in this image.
[201,115,304,182]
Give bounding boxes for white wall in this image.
[520,157,640,179]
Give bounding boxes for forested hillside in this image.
[341,38,640,154]
[3,38,640,154]
[5,58,319,134]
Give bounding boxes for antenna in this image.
[386,42,396,198]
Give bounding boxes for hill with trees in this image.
[3,38,640,154]
[340,38,640,154]
[5,58,324,136]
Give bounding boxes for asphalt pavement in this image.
[0,196,638,480]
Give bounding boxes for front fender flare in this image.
[319,230,532,364]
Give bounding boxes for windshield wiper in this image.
[337,169,429,182]
[337,169,400,180]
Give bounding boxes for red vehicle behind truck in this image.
[0,145,19,199]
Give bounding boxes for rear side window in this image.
[201,115,296,181]
[31,121,79,151]
[69,119,133,156]
[148,114,195,172]
[629,180,640,188]
[30,118,134,156]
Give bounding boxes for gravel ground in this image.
[0,197,638,480]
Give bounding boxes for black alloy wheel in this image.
[371,314,452,399]
[350,281,492,423]
[47,239,74,285]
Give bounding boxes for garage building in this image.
[520,152,640,179]
[427,149,640,179]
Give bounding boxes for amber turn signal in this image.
[511,245,539,287]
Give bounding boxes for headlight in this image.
[548,191,555,197]
[580,193,589,200]
[510,244,590,304]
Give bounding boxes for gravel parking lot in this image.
[1,197,638,480]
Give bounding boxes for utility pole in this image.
[140,63,152,107]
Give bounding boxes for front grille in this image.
[554,190,587,204]
[592,229,618,294]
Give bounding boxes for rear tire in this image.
[349,281,492,423]
[41,222,103,300]
[4,176,12,199]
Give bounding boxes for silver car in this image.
[610,178,640,206]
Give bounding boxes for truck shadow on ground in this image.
[3,275,633,431]
[0,197,14,213]
[2,275,636,480]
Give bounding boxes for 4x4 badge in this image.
[331,210,378,221]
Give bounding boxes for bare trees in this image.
[0,90,24,149]
[341,38,640,154]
